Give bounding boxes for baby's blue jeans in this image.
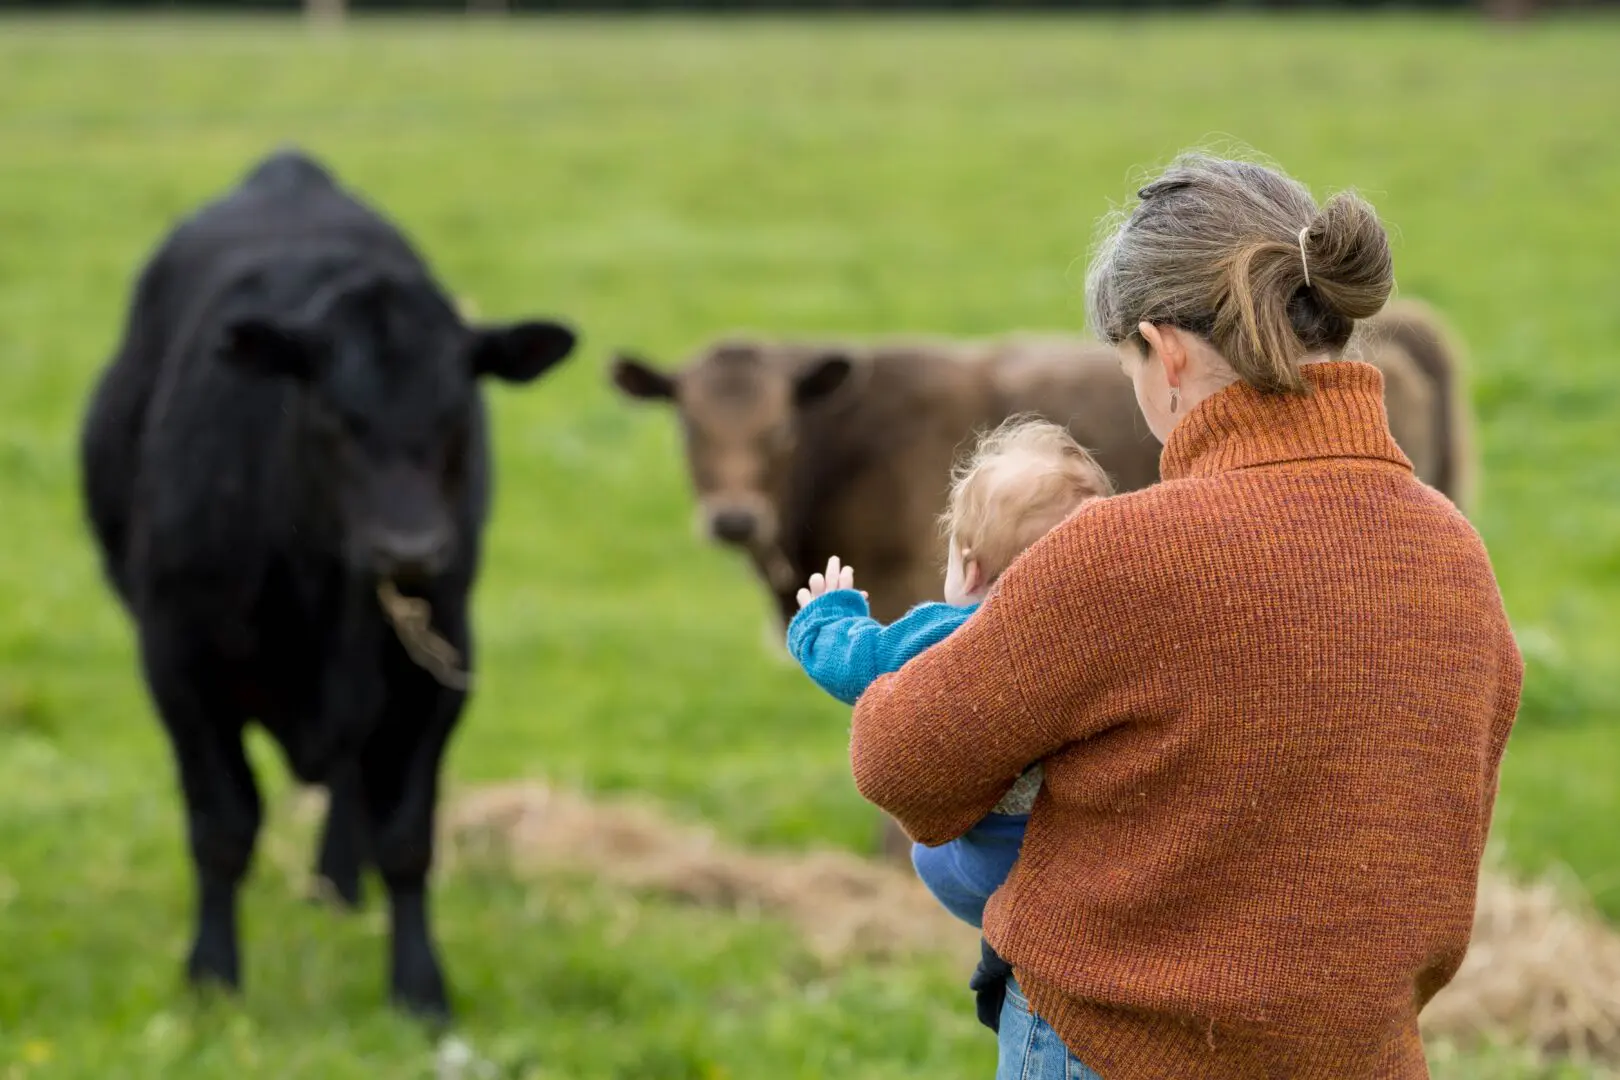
[996,979,1104,1080]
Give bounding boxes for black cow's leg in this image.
[137,623,260,991]
[363,686,461,1019]
[314,762,368,910]
[312,589,387,912]
[362,609,469,1020]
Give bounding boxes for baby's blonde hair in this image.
[943,416,1115,582]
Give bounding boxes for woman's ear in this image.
[1138,322,1188,389]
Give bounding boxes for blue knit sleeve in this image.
[786,591,976,706]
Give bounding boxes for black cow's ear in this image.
[794,353,853,407]
[219,318,321,381]
[610,354,678,401]
[471,321,577,383]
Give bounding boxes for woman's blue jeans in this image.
[996,979,1104,1080]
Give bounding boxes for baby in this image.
[785,416,1114,1030]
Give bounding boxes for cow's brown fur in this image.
[1357,298,1477,514]
[613,309,1472,858]
[613,335,1160,627]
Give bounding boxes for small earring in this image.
[1169,388,1181,414]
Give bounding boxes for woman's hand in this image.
[797,556,863,609]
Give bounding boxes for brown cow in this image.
[612,302,1472,857]
[612,335,1160,628]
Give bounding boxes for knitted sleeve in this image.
[786,590,975,706]
[1479,602,1527,822]
[849,501,1144,845]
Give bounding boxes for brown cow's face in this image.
[612,341,852,552]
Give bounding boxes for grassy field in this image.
[1,13,1617,1079]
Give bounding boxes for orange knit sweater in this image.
[850,362,1523,1079]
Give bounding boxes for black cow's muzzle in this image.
[365,527,453,584]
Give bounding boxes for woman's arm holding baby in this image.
[849,527,1136,845]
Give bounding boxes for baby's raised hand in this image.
[797,556,860,609]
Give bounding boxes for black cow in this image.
[79,148,577,1017]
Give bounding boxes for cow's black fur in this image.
[79,148,577,1018]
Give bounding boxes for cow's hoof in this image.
[186,947,241,994]
[391,955,451,1025]
[392,984,452,1027]
[307,872,365,912]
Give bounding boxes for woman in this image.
[849,152,1523,1079]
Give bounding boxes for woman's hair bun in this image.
[1302,192,1394,322]
[1086,151,1396,395]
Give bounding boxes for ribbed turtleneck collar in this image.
[1159,361,1413,482]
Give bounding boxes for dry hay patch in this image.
[440,781,1620,1071]
[440,780,978,964]
[1423,869,1620,1070]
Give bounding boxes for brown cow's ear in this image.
[794,354,853,407]
[219,317,323,381]
[472,321,577,384]
[611,354,678,401]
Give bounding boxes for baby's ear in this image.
[963,557,986,598]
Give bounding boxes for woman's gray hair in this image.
[1085,152,1394,394]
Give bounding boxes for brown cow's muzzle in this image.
[699,495,778,551]
[697,497,794,588]
[710,508,760,545]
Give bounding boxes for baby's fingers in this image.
[797,587,812,608]
[808,572,826,596]
[838,565,855,591]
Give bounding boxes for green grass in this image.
[1,13,1618,1078]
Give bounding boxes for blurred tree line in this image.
[1,0,1598,17]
